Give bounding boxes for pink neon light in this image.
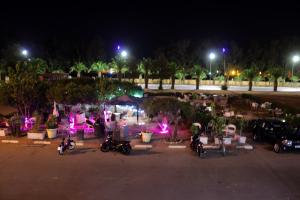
[159,122,168,134]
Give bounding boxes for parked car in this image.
[251,118,300,153]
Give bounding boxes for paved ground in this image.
[1,142,300,200]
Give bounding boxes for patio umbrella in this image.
[106,95,142,123]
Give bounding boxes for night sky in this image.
[1,1,300,58]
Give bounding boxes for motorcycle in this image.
[190,133,206,157]
[100,134,131,155]
[57,135,76,155]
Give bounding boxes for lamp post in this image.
[209,52,216,80]
[292,55,300,77]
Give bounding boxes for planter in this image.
[0,128,9,136]
[199,136,208,145]
[27,131,46,140]
[46,128,57,139]
[223,137,232,145]
[141,132,152,143]
[239,136,247,144]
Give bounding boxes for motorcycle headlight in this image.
[282,140,292,146]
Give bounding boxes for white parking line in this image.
[33,141,51,145]
[76,142,84,146]
[168,145,186,149]
[1,140,19,144]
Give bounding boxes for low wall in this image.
[129,78,300,87]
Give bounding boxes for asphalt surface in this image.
[142,84,300,92]
[0,143,300,200]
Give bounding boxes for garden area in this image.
[0,60,300,148]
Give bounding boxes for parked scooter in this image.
[57,135,76,155]
[190,133,206,157]
[100,133,131,155]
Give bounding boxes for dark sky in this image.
[1,1,300,58]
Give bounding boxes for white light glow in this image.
[209,52,216,60]
[22,49,28,56]
[121,50,128,58]
[292,55,300,63]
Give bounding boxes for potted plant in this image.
[9,114,22,137]
[46,115,58,139]
[212,116,227,145]
[237,117,246,144]
[141,131,152,143]
[28,112,46,140]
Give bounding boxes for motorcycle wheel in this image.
[122,146,131,155]
[58,145,64,155]
[68,141,76,150]
[100,143,110,152]
[197,145,205,158]
[221,143,226,156]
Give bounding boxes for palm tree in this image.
[70,62,87,77]
[242,64,257,91]
[89,61,109,77]
[268,66,284,92]
[175,68,186,84]
[192,64,206,90]
[153,52,169,90]
[30,58,48,74]
[110,58,128,82]
[127,58,139,83]
[138,58,152,89]
[168,61,178,89]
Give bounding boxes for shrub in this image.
[46,115,58,129]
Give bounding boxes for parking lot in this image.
[1,143,300,200]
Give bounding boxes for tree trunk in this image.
[132,77,135,83]
[77,72,81,78]
[158,78,163,90]
[145,74,148,89]
[172,119,178,141]
[248,79,253,91]
[196,77,200,90]
[171,75,175,90]
[274,78,278,92]
[145,73,149,89]
[98,71,102,78]
[118,71,122,82]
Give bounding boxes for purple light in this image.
[159,122,168,134]
[222,48,226,53]
[117,45,120,50]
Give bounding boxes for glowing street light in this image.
[121,50,128,58]
[292,55,300,77]
[21,49,28,57]
[208,52,216,80]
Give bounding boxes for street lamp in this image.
[121,50,128,58]
[292,55,300,77]
[209,52,216,80]
[21,49,28,57]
